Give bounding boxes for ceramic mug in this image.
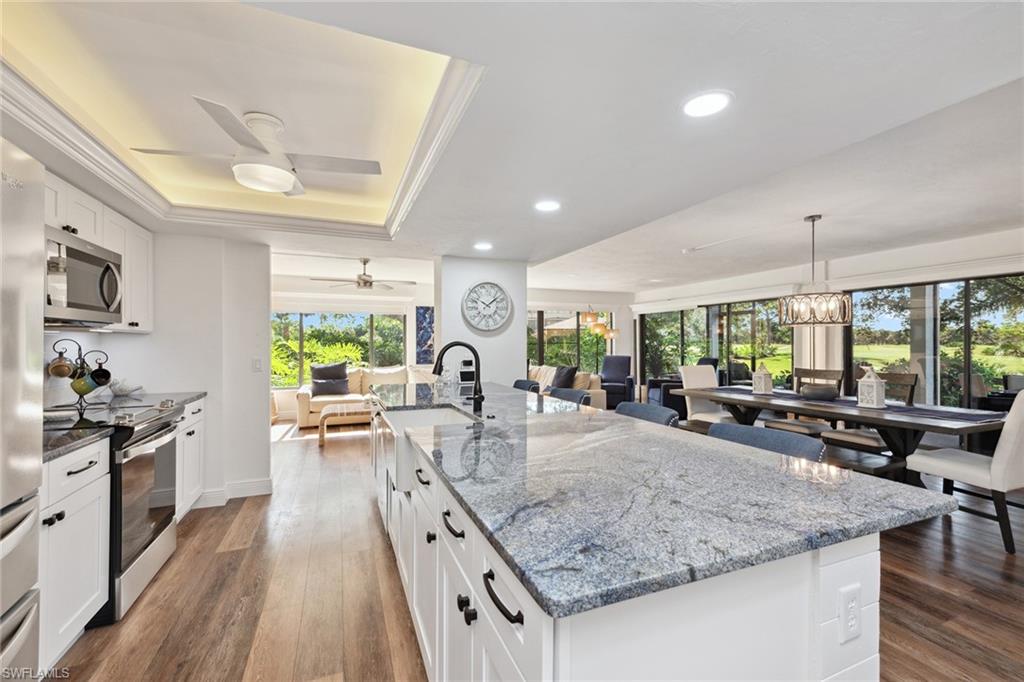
[70,361,92,381]
[71,374,100,396]
[90,361,112,387]
[47,352,74,378]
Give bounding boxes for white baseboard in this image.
[225,477,273,500]
[194,488,227,508]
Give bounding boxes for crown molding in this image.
[1,58,476,241]
[385,58,484,238]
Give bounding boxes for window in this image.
[642,311,681,379]
[270,312,407,388]
[682,309,709,366]
[527,310,540,366]
[580,311,611,373]
[527,309,614,369]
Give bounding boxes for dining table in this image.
[670,385,1008,467]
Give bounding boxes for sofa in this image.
[526,365,607,409]
[295,365,435,428]
[599,355,635,409]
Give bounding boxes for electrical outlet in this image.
[838,583,862,643]
[251,358,263,373]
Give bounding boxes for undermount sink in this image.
[381,407,478,492]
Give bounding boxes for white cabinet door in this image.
[473,609,525,682]
[65,186,103,245]
[397,491,414,593]
[123,224,153,332]
[39,474,110,669]
[440,542,474,682]
[183,420,204,512]
[43,173,67,229]
[175,433,186,520]
[412,492,439,680]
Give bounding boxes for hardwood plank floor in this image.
[59,423,1021,681]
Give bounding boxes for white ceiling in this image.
[262,2,1023,266]
[530,79,1024,292]
[272,252,434,283]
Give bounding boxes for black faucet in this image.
[432,341,484,414]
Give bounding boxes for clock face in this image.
[462,281,511,331]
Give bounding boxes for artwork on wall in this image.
[416,306,435,364]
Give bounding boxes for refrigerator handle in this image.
[0,508,38,560]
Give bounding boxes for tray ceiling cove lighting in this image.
[778,215,852,326]
[683,90,732,118]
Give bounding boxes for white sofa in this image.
[295,365,435,428]
[527,365,607,409]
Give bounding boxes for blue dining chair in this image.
[708,423,824,461]
[513,379,540,393]
[548,387,591,406]
[615,402,679,427]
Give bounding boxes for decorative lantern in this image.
[752,362,773,395]
[857,366,887,408]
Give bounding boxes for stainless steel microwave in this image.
[45,225,122,327]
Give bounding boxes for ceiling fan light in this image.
[232,162,295,193]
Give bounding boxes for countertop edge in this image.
[42,427,115,462]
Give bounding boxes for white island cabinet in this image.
[368,382,955,682]
[175,398,206,520]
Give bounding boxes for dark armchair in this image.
[599,355,635,409]
[646,377,687,418]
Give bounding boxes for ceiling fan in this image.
[309,258,417,291]
[130,96,382,197]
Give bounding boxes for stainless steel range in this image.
[44,398,183,624]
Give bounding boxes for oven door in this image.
[45,226,122,327]
[116,426,176,572]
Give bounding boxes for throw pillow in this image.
[311,378,350,396]
[549,366,578,389]
[311,362,347,381]
[572,372,592,390]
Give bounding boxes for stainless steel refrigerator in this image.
[0,138,43,672]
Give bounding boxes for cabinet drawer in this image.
[181,399,205,428]
[438,485,474,572]
[42,440,109,508]
[474,539,552,681]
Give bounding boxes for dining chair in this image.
[763,368,845,437]
[708,423,824,461]
[678,365,736,424]
[907,392,1024,553]
[513,379,540,393]
[615,401,679,427]
[819,371,919,454]
[548,387,591,406]
[1005,374,1024,392]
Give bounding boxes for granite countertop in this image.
[42,391,207,462]
[402,382,957,619]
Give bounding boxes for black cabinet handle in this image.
[174,416,186,423]
[483,569,524,625]
[55,511,66,522]
[415,468,430,486]
[463,607,478,626]
[442,510,465,539]
[457,594,470,612]
[425,531,436,544]
[42,515,56,527]
[67,460,98,476]
[191,407,202,415]
[186,430,195,437]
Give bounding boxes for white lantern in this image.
[857,367,887,408]
[752,362,773,395]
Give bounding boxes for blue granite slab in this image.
[43,427,115,462]
[402,382,957,619]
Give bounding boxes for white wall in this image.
[435,256,527,386]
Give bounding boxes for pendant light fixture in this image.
[778,215,852,326]
[580,306,598,326]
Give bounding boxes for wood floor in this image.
[59,423,1022,681]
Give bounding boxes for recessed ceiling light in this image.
[534,199,561,213]
[473,241,493,251]
[683,90,732,118]
[680,248,692,255]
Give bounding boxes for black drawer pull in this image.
[42,515,56,527]
[415,468,430,486]
[442,510,465,539]
[191,407,202,415]
[67,460,98,476]
[463,607,478,626]
[457,594,470,612]
[186,430,196,437]
[483,569,524,625]
[425,531,437,544]
[55,511,66,522]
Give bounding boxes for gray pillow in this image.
[312,378,350,396]
[549,366,578,389]
[311,362,347,381]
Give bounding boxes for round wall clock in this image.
[462,281,511,331]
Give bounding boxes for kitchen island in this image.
[371,382,955,681]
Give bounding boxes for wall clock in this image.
[462,281,511,331]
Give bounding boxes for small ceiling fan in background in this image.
[131,96,382,197]
[309,258,417,291]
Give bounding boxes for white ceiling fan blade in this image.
[375,280,419,286]
[131,148,231,159]
[329,282,358,289]
[309,277,358,283]
[289,153,381,175]
[284,173,305,197]
[193,96,268,153]
[374,283,394,291]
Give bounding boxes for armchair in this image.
[645,377,687,418]
[599,355,635,409]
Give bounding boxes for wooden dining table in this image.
[670,385,1007,464]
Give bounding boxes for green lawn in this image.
[854,344,1024,374]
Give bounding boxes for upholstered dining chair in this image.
[513,379,540,393]
[763,368,845,437]
[708,423,825,461]
[907,391,1024,554]
[819,370,919,454]
[615,401,679,427]
[678,365,735,424]
[548,387,591,406]
[1005,374,1024,392]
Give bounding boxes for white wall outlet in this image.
[251,357,263,373]
[838,583,862,643]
